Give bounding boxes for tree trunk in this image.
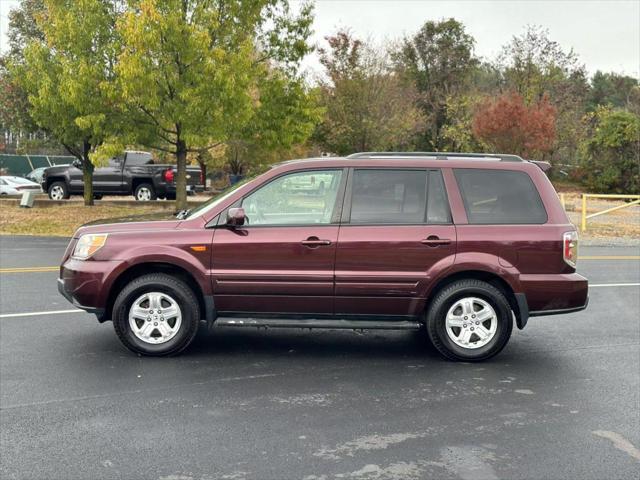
[198,159,207,190]
[81,141,94,207]
[175,139,188,210]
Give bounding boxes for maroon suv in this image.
[58,152,588,361]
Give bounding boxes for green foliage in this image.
[579,107,640,193]
[392,18,479,150]
[11,0,120,205]
[588,71,640,112]
[440,94,487,152]
[314,30,424,155]
[115,0,316,208]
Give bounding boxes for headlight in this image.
[73,234,108,259]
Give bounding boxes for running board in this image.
[215,318,423,330]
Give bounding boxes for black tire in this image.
[93,194,103,200]
[425,279,513,362]
[48,181,70,200]
[112,273,200,356]
[166,192,176,201]
[134,183,156,201]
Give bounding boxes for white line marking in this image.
[592,430,640,461]
[0,283,638,319]
[0,309,83,319]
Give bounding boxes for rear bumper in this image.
[515,272,588,328]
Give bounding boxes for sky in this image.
[1,0,639,77]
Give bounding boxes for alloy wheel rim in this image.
[137,188,151,201]
[51,186,64,200]
[128,292,182,345]
[445,297,497,349]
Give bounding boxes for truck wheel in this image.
[48,181,69,200]
[425,279,513,362]
[134,183,156,201]
[112,273,200,356]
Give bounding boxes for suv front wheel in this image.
[426,279,513,362]
[112,273,200,356]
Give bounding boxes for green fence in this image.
[0,154,75,176]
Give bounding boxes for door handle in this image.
[301,237,332,248]
[421,236,451,246]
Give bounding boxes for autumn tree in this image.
[392,19,478,150]
[472,92,556,158]
[12,0,120,205]
[497,26,589,164]
[314,30,424,155]
[115,0,315,210]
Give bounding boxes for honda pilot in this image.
[57,152,588,361]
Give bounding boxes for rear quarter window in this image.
[454,169,547,224]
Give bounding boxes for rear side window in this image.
[454,169,547,224]
[350,170,427,224]
[125,152,153,165]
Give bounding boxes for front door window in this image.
[241,170,343,226]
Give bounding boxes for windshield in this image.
[184,176,255,220]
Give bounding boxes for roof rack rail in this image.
[346,152,525,162]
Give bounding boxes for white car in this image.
[0,176,43,195]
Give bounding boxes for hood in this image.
[75,211,182,237]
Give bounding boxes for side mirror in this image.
[226,207,246,227]
[72,159,82,169]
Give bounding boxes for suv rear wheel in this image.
[112,273,200,356]
[426,279,513,362]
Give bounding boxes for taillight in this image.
[163,168,174,183]
[563,231,578,267]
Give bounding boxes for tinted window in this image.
[242,170,343,226]
[454,169,547,224]
[427,170,452,224]
[350,170,428,224]
[125,152,153,166]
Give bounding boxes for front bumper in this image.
[58,258,124,321]
[58,278,105,318]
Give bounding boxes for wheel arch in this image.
[132,178,154,193]
[104,262,209,323]
[425,270,526,329]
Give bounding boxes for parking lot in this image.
[0,235,639,480]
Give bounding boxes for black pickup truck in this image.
[42,151,204,201]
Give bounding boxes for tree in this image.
[0,0,46,149]
[12,0,120,205]
[314,30,424,155]
[393,19,479,150]
[440,94,487,152]
[224,70,322,176]
[472,92,556,158]
[579,107,640,193]
[115,0,314,210]
[588,71,640,112]
[497,26,589,165]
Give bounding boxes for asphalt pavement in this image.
[0,235,639,480]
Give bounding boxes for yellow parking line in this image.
[0,266,59,273]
